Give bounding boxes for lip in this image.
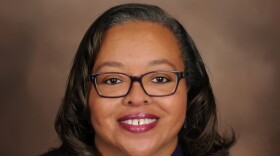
[118,113,159,133]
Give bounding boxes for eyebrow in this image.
[94,61,124,72]
[94,59,177,72]
[148,59,177,69]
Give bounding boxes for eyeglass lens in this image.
[94,71,178,97]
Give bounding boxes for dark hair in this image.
[48,3,235,156]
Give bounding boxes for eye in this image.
[151,77,170,83]
[104,78,122,85]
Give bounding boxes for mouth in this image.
[117,113,159,133]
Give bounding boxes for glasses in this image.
[89,70,185,98]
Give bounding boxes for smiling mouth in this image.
[120,118,157,125]
[118,113,159,133]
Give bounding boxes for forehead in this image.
[93,21,184,72]
[104,21,178,45]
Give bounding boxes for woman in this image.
[44,3,235,156]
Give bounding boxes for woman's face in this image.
[88,21,187,156]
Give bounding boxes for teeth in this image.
[139,119,145,125]
[132,119,138,125]
[121,119,157,125]
[127,119,132,125]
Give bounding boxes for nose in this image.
[122,81,152,106]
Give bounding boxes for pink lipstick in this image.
[118,113,159,133]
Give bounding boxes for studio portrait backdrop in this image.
[0,0,279,156]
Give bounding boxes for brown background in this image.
[0,0,279,155]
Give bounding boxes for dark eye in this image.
[151,77,169,83]
[104,78,122,85]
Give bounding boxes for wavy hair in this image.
[48,3,235,156]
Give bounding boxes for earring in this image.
[183,117,187,129]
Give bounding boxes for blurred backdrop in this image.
[0,0,279,155]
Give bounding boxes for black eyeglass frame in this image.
[89,70,185,98]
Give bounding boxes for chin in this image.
[121,146,156,156]
[117,139,162,156]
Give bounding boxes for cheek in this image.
[170,97,187,122]
[156,82,187,125]
[88,88,117,130]
[88,92,103,129]
[169,82,187,122]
